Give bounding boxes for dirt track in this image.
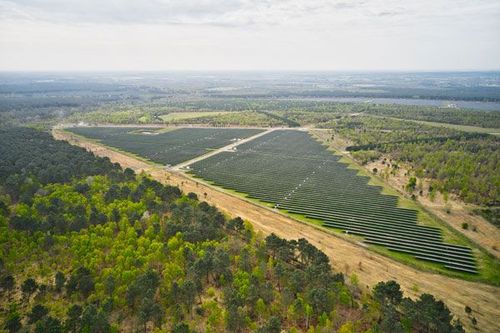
[53,129,500,332]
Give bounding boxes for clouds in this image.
[0,0,499,70]
[2,0,498,28]
[0,0,416,26]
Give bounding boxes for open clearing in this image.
[159,111,233,122]
[370,115,500,135]
[54,128,500,333]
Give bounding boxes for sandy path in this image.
[53,129,500,332]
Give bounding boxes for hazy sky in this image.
[1,0,499,71]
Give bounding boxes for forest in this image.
[326,116,499,206]
[0,127,468,332]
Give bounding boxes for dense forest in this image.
[0,127,468,332]
[327,116,499,206]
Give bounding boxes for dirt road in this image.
[53,129,500,332]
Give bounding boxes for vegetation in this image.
[363,105,500,129]
[328,116,499,206]
[472,208,500,228]
[0,127,467,332]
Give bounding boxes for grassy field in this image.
[159,111,232,122]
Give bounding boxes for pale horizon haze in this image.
[1,0,499,71]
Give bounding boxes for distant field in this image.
[66,127,263,165]
[159,111,232,122]
[405,118,500,135]
[190,130,477,274]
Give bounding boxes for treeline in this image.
[365,106,500,129]
[0,127,468,332]
[346,133,489,152]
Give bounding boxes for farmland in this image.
[189,130,478,274]
[66,126,263,166]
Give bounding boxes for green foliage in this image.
[28,304,49,324]
[3,312,22,333]
[0,128,466,332]
[21,277,38,299]
[0,127,122,202]
[373,280,403,305]
[66,267,94,298]
[333,116,499,205]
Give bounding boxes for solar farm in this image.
[189,130,477,274]
[66,126,478,273]
[67,127,263,165]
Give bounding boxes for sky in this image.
[0,0,499,71]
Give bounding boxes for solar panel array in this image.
[190,130,477,274]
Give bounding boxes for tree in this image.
[3,312,22,333]
[80,304,111,333]
[257,316,281,333]
[373,280,403,305]
[338,321,355,333]
[104,275,116,296]
[65,304,83,333]
[380,305,404,333]
[126,270,160,308]
[55,271,65,292]
[307,288,332,316]
[225,305,246,333]
[28,304,49,324]
[171,322,190,333]
[35,316,62,333]
[402,294,464,333]
[180,280,197,316]
[21,277,38,300]
[138,295,163,332]
[255,298,266,323]
[0,275,15,296]
[66,267,94,298]
[227,217,244,232]
[406,177,417,192]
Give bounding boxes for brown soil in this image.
[53,129,500,332]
